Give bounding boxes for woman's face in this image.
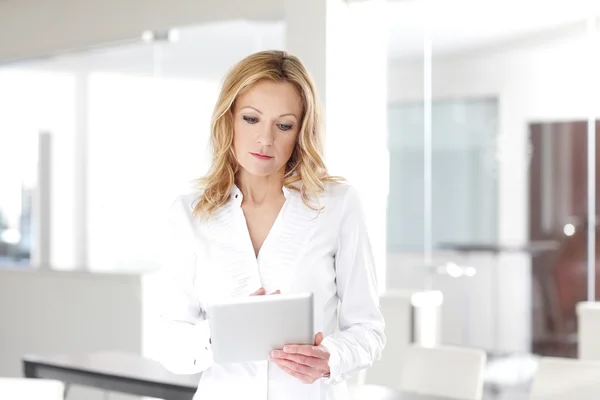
[232,80,302,177]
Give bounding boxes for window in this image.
[387,98,499,251]
[0,69,75,267]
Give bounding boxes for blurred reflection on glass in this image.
[385,0,600,370]
[388,98,498,251]
[0,20,284,271]
[0,70,75,267]
[529,120,600,356]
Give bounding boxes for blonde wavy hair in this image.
[194,50,342,217]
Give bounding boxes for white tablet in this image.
[207,292,314,364]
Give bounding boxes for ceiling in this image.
[386,0,599,57]
[15,0,600,79]
[33,20,285,81]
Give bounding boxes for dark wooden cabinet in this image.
[529,120,600,357]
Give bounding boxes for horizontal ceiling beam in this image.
[0,0,283,64]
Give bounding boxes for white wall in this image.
[387,252,496,350]
[0,269,143,399]
[386,25,600,353]
[0,0,281,64]
[85,73,217,272]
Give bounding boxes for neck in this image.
[236,169,285,206]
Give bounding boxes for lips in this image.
[251,152,273,160]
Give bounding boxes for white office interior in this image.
[1,0,600,399]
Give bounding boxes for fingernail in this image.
[271,351,280,358]
[283,346,290,353]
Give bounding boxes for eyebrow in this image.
[239,106,298,120]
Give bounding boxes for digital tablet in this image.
[207,292,314,364]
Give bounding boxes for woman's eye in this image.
[277,124,293,131]
[243,116,258,124]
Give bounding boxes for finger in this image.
[283,344,329,360]
[271,358,314,375]
[272,352,328,369]
[270,290,281,295]
[278,364,314,384]
[251,288,266,296]
[314,332,324,346]
[271,358,318,382]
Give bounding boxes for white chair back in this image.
[363,290,415,387]
[577,302,600,361]
[0,378,64,400]
[399,344,486,400]
[530,357,600,400]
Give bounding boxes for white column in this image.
[74,71,89,270]
[283,0,327,103]
[32,131,52,269]
[285,0,389,292]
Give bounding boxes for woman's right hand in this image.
[251,287,280,296]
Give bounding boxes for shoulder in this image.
[312,182,364,220]
[167,191,203,221]
[312,182,367,235]
[320,181,361,208]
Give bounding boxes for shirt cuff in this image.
[320,337,344,384]
[192,321,213,370]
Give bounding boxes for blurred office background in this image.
[1,0,600,399]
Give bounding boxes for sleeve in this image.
[156,196,213,375]
[320,186,386,384]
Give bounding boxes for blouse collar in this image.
[230,184,291,206]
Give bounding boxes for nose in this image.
[257,125,275,146]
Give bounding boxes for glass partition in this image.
[386,0,600,368]
[0,20,284,271]
[0,69,76,267]
[1,2,599,372]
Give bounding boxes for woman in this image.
[158,50,385,400]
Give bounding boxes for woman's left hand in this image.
[269,332,331,384]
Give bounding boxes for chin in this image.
[239,163,276,177]
[247,168,276,177]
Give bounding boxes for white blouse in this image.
[157,182,385,400]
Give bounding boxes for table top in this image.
[350,385,457,400]
[437,240,560,255]
[23,352,454,400]
[22,351,201,389]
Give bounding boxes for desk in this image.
[437,242,560,255]
[22,351,200,400]
[22,352,454,400]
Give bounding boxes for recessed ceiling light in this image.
[141,29,179,43]
[141,31,155,43]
